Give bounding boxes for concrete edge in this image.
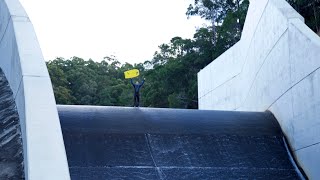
[0,0,70,179]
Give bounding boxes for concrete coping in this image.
[0,0,70,179]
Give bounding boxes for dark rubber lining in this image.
[58,105,302,180]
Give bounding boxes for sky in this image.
[19,0,208,64]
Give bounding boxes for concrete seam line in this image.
[267,65,320,110]
[295,141,320,152]
[199,74,239,99]
[0,15,11,43]
[239,0,270,74]
[13,76,23,100]
[291,20,320,45]
[235,29,289,111]
[288,18,295,132]
[199,0,269,99]
[145,134,157,167]
[200,1,281,106]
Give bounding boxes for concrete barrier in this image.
[198,0,320,178]
[0,0,70,179]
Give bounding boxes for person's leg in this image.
[136,94,140,107]
[135,93,140,107]
[133,93,137,107]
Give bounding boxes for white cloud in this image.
[19,0,207,64]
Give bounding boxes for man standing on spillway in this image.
[130,78,145,107]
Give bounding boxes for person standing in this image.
[130,78,145,107]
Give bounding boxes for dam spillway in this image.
[0,0,318,178]
[58,105,302,179]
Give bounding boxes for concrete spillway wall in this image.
[0,0,70,179]
[0,69,23,179]
[198,0,320,178]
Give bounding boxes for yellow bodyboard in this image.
[124,69,140,79]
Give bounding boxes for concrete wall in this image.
[198,0,320,178]
[0,0,70,179]
[0,69,23,179]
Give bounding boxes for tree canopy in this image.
[47,0,319,108]
[287,0,320,34]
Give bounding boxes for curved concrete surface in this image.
[0,0,69,179]
[198,0,320,178]
[58,105,303,179]
[0,69,23,179]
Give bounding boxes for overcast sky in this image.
[19,0,207,64]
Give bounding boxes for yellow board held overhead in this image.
[124,69,140,79]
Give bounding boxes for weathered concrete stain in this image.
[0,69,23,179]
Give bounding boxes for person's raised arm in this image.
[130,78,134,86]
[140,78,145,86]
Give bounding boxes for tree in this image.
[187,0,249,42]
[287,0,320,34]
[47,0,253,109]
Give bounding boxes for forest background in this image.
[47,0,320,108]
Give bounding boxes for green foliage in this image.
[46,26,218,108]
[47,0,319,109]
[47,56,142,106]
[287,0,320,34]
[187,0,249,44]
[47,0,250,109]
